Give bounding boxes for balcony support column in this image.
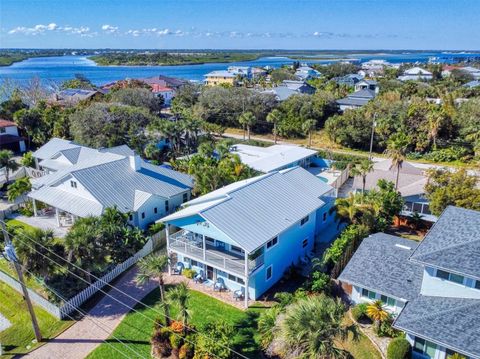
[202,235,206,261]
[244,251,249,308]
[165,224,171,275]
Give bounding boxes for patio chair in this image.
[233,287,245,301]
[213,277,226,292]
[193,270,206,283]
[173,262,184,275]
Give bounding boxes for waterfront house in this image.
[140,75,187,90]
[50,89,103,107]
[339,206,480,359]
[351,159,436,222]
[398,67,433,81]
[160,167,336,307]
[204,70,237,86]
[150,84,175,106]
[28,138,193,229]
[334,74,364,87]
[0,119,26,153]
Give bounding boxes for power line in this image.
[5,224,246,358]
[21,267,145,359]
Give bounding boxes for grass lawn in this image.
[5,219,38,233]
[338,316,382,359]
[0,281,73,358]
[88,287,264,359]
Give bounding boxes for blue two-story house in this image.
[339,206,480,359]
[160,167,336,307]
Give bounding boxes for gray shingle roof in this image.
[162,167,332,253]
[409,206,480,280]
[338,233,423,301]
[394,295,480,358]
[336,97,370,107]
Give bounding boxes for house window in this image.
[266,237,278,249]
[475,280,480,290]
[183,193,188,203]
[190,259,198,267]
[300,216,309,226]
[231,245,244,254]
[228,274,236,281]
[129,214,133,221]
[165,200,169,212]
[423,204,431,215]
[141,212,145,219]
[404,201,413,211]
[436,269,465,285]
[70,180,77,188]
[266,265,272,280]
[0,127,6,134]
[413,202,423,213]
[361,288,376,300]
[323,212,327,222]
[302,238,308,248]
[413,337,437,358]
[380,295,396,307]
[154,207,158,214]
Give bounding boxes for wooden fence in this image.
[0,237,155,319]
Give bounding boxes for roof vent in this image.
[395,244,412,250]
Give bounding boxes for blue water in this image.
[1,52,480,86]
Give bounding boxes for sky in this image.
[1,0,480,50]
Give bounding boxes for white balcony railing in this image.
[169,230,264,276]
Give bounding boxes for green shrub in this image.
[387,337,411,359]
[351,303,368,321]
[182,268,196,279]
[309,271,331,293]
[170,332,183,349]
[422,146,471,162]
[377,317,401,337]
[148,222,165,236]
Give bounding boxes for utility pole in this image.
[369,113,377,160]
[1,221,42,343]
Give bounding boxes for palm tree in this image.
[384,133,410,190]
[350,159,374,194]
[426,109,444,150]
[136,254,171,326]
[13,227,59,278]
[167,281,190,333]
[276,295,357,358]
[302,119,317,148]
[266,109,283,144]
[331,193,363,226]
[366,300,390,331]
[238,111,256,141]
[7,177,31,202]
[0,150,19,182]
[258,306,281,350]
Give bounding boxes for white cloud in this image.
[7,23,94,37]
[101,24,118,34]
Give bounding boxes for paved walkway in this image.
[25,267,157,359]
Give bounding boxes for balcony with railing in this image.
[169,230,264,277]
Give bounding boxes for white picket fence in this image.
[0,237,154,319]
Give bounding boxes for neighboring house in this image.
[0,119,26,153]
[160,167,336,307]
[398,67,433,81]
[351,159,436,222]
[336,88,377,112]
[339,206,480,359]
[204,70,237,86]
[140,75,187,90]
[50,89,103,106]
[443,65,480,80]
[29,138,193,229]
[464,80,480,88]
[227,66,252,79]
[295,66,321,81]
[229,144,317,173]
[252,67,267,78]
[355,79,379,92]
[150,84,175,106]
[263,80,316,101]
[334,74,364,87]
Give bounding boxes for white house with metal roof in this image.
[339,206,480,359]
[398,67,433,81]
[229,143,318,173]
[160,167,336,307]
[29,138,193,229]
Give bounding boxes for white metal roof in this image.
[229,144,317,173]
[161,167,333,252]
